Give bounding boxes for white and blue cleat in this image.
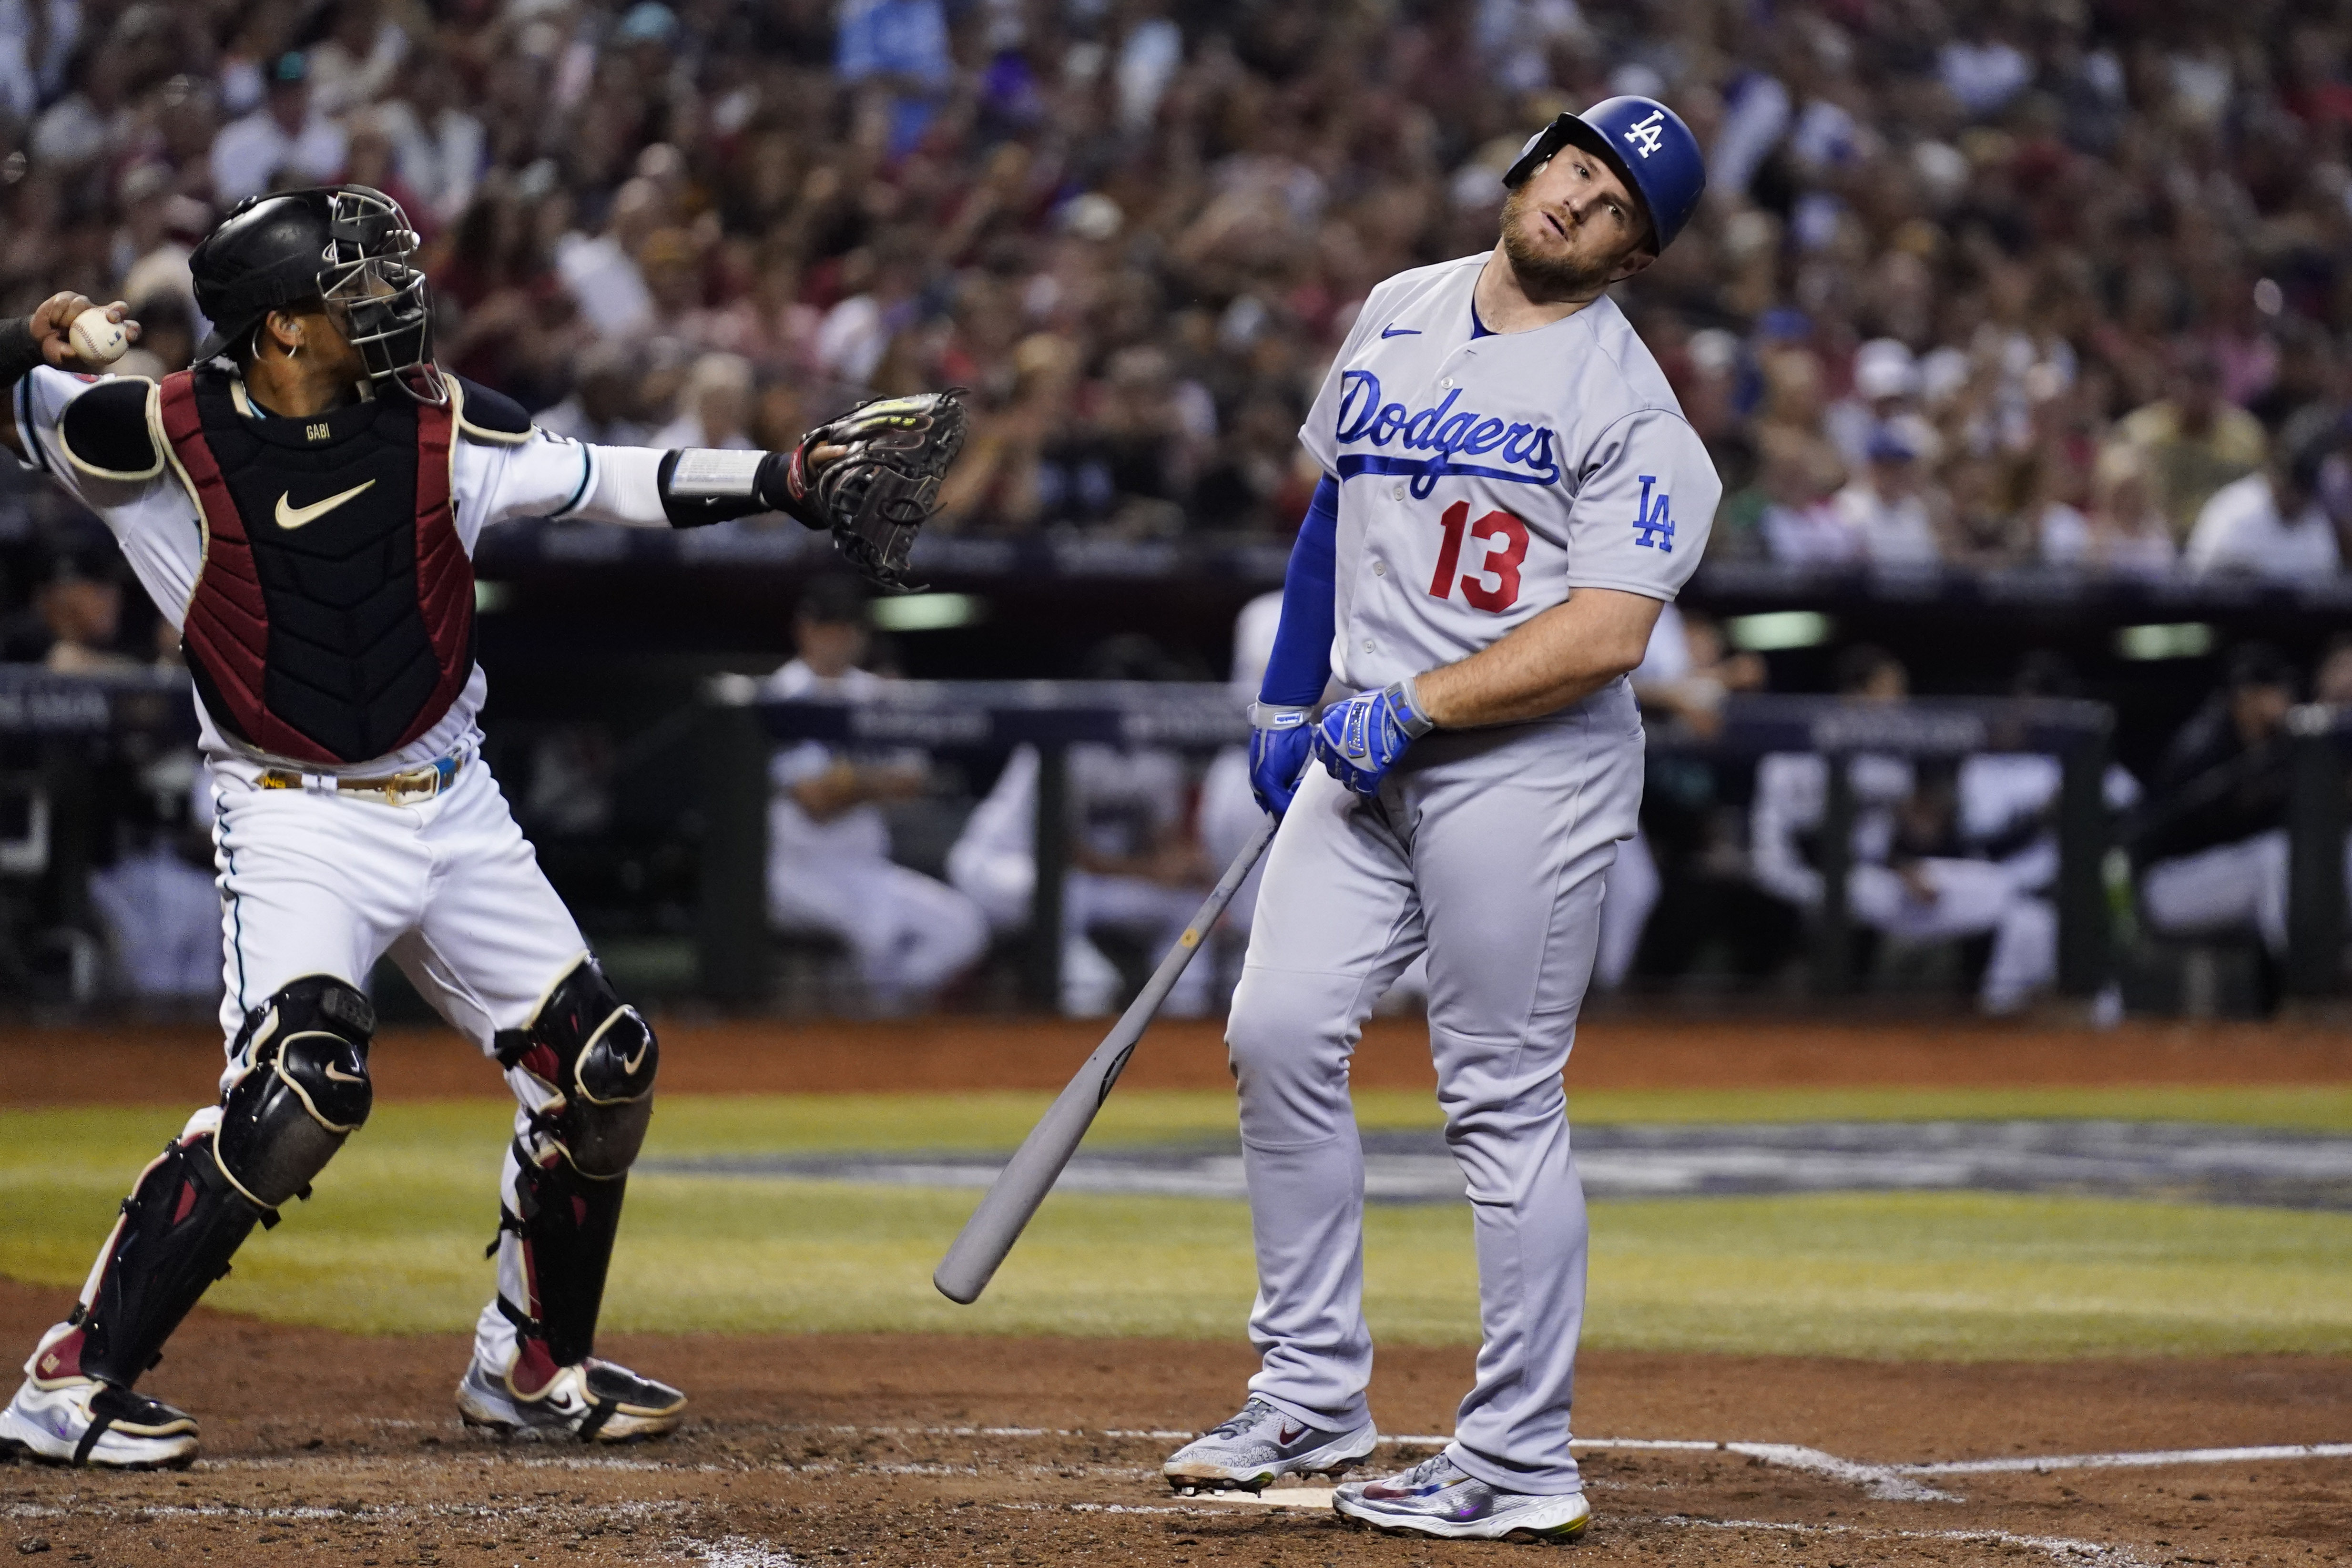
[1334,1452,1592,1542]
[1162,1396,1378,1495]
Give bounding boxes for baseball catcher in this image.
[0,185,962,1468]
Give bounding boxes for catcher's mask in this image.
[191,184,443,405]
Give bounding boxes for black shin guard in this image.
[493,959,656,1365]
[504,1151,630,1365]
[66,977,374,1389]
[74,1133,268,1386]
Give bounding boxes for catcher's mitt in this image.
[777,390,966,590]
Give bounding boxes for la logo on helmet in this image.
[1622,110,1666,158]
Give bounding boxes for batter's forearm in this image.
[1415,588,1661,728]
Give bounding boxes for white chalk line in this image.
[789,1424,2352,1501]
[1898,1440,2352,1476]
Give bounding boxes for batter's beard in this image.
[1498,185,1624,298]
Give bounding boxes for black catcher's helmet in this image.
[189,185,442,404]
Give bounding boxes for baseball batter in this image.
[0,186,962,1467]
[1160,98,1714,1543]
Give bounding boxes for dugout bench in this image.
[701,683,2351,1011]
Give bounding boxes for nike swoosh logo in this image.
[621,1041,649,1076]
[1278,1423,1306,1444]
[1380,326,1420,338]
[323,1063,365,1083]
[274,479,376,530]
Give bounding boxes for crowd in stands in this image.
[0,0,2342,572]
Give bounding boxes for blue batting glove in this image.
[1313,679,1435,797]
[1248,703,1315,816]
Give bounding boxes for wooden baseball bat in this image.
[934,813,1280,1304]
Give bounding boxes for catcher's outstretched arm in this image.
[557,444,838,529]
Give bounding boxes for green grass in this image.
[8,1091,2352,1357]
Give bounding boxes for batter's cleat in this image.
[457,1351,686,1443]
[0,1375,199,1469]
[1334,1453,1591,1542]
[1161,1396,1378,1495]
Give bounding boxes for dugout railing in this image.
[710,683,2260,1008]
[5,668,2345,1013]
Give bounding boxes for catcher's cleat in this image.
[0,1325,198,1468]
[1332,1453,1591,1542]
[1161,1396,1377,1495]
[457,1349,685,1443]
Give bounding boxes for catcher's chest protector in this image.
[160,367,474,765]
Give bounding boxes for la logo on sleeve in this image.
[1632,475,1673,551]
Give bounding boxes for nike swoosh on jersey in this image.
[273,479,376,530]
[1379,325,1421,338]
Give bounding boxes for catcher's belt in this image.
[258,750,465,805]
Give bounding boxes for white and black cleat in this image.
[1162,1396,1377,1495]
[457,1352,685,1443]
[1333,1453,1591,1542]
[0,1376,199,1469]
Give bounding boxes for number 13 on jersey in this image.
[1429,500,1529,612]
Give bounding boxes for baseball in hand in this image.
[68,308,128,367]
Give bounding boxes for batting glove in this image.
[1313,679,1435,797]
[1247,703,1315,816]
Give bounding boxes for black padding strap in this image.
[0,317,42,388]
[576,1397,620,1441]
[494,1292,548,1341]
[72,1411,114,1465]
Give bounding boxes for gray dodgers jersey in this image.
[1299,254,1720,694]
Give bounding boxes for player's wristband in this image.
[655,447,793,529]
[1390,676,1436,737]
[0,317,41,389]
[1248,701,1312,732]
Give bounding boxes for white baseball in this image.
[68,307,128,367]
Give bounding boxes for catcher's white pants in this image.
[1226,699,1642,1496]
[208,753,593,1368]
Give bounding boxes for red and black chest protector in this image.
[160,367,474,766]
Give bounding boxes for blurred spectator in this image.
[2132,645,2331,963]
[1824,338,1939,474]
[654,353,756,450]
[2041,452,2176,577]
[1829,428,1944,569]
[2183,407,2347,580]
[763,576,987,1013]
[210,52,347,205]
[835,0,950,159]
[2104,345,2268,543]
[948,637,1213,1018]
[539,341,654,448]
[1600,604,1766,992]
[1751,647,2057,1014]
[36,561,133,673]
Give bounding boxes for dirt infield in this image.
[2,1279,2346,1565]
[9,1014,2352,1105]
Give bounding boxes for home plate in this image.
[1205,1487,1337,1509]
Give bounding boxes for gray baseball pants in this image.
[1225,683,1644,1495]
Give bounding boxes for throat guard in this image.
[161,367,474,765]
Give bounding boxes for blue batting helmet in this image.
[1503,95,1706,254]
